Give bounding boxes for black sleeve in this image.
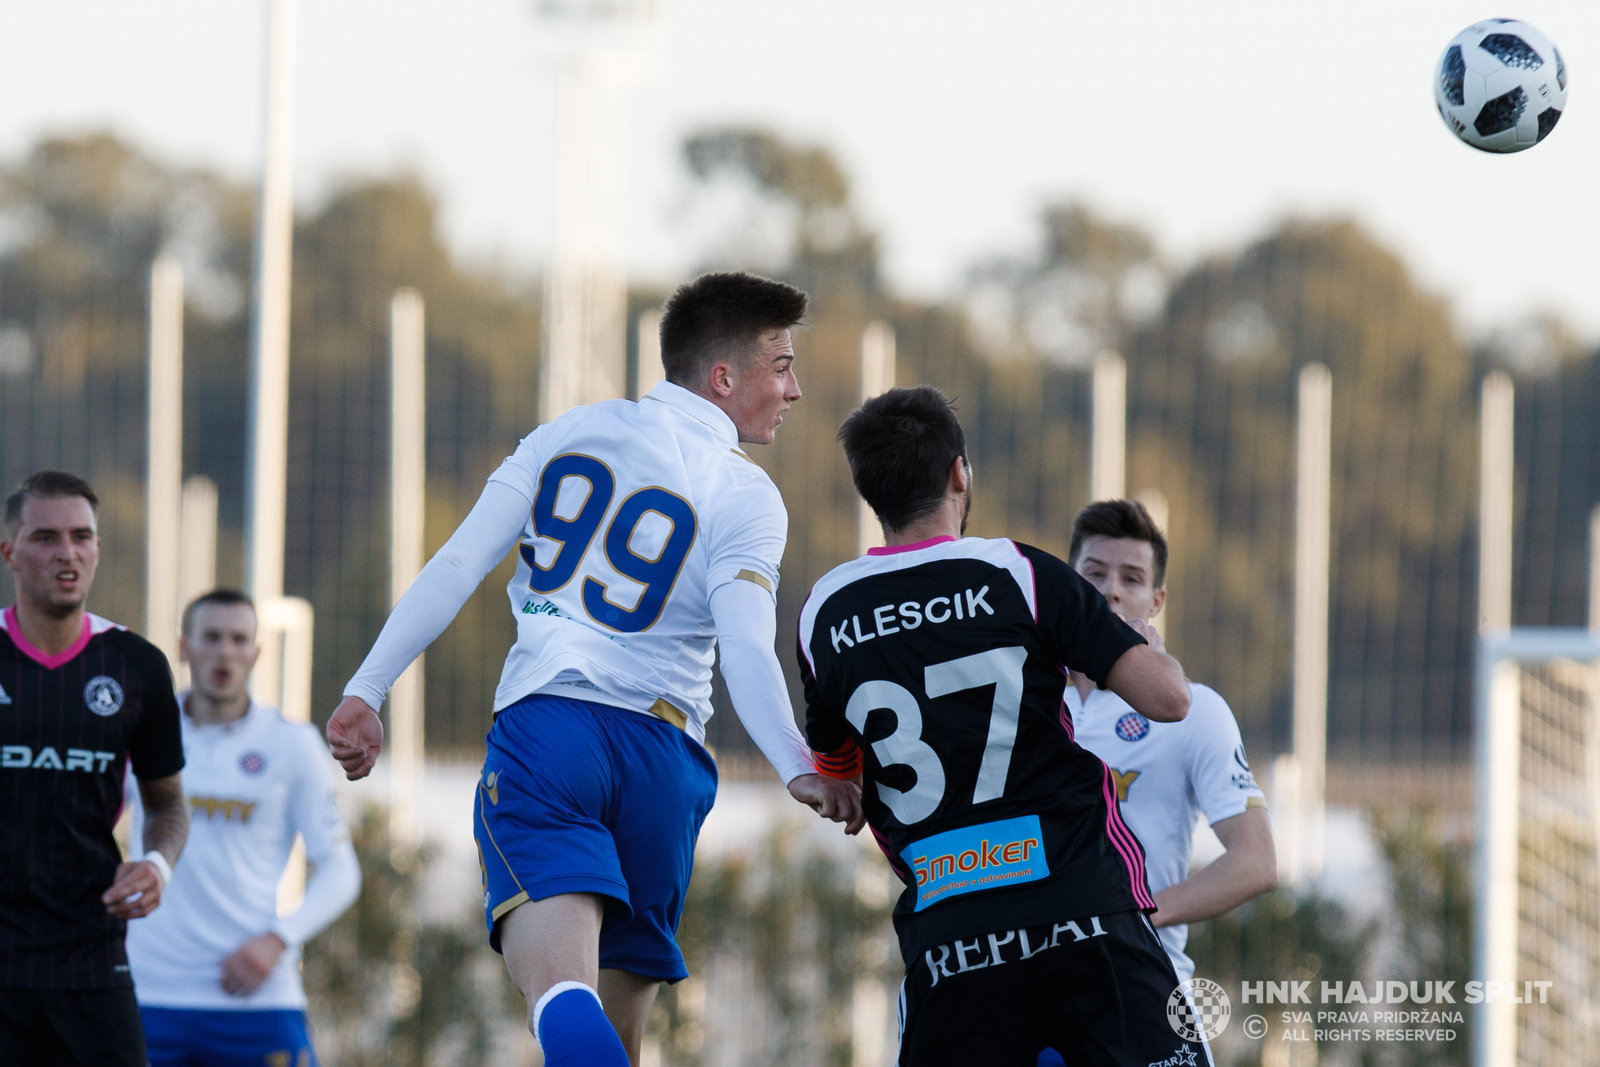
[797,631,847,753]
[1017,542,1145,685]
[129,641,185,779]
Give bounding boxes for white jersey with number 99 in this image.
[485,381,786,743]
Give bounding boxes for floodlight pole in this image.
[171,475,218,692]
[388,289,426,852]
[1473,370,1516,1067]
[540,53,631,422]
[1588,503,1600,634]
[857,322,896,556]
[145,256,184,666]
[634,308,663,400]
[1291,363,1331,885]
[245,0,297,610]
[1090,351,1126,503]
[178,476,219,611]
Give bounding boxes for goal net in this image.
[1476,630,1600,1067]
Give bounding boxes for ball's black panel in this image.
[1536,107,1561,142]
[1475,86,1527,136]
[1479,33,1543,70]
[1440,46,1466,105]
[1555,46,1567,91]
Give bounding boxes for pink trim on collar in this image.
[3,605,93,669]
[867,535,957,556]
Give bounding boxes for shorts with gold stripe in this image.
[475,693,717,982]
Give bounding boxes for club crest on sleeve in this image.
[84,676,124,717]
[239,752,267,775]
[1114,712,1150,742]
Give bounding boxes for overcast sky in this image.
[2,0,1597,337]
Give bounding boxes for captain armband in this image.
[813,738,863,780]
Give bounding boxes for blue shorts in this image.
[475,693,719,982]
[139,1006,317,1067]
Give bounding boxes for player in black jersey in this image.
[0,471,189,1067]
[798,389,1206,1067]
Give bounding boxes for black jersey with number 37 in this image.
[798,536,1156,962]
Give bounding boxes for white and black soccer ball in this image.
[1435,19,1567,153]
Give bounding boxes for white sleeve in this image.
[342,477,532,710]
[705,479,787,598]
[273,726,361,947]
[710,578,815,785]
[1185,686,1266,826]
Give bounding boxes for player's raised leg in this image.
[499,895,631,1066]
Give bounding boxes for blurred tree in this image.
[302,806,525,1066]
[4,127,1597,779]
[0,134,541,749]
[1129,220,1480,761]
[1362,808,1473,1067]
[654,825,896,1067]
[965,200,1166,367]
[1188,888,1377,1067]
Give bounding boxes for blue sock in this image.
[533,982,630,1066]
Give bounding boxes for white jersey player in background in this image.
[1038,500,1276,1067]
[326,272,862,1067]
[127,590,360,1067]
[1064,500,1277,983]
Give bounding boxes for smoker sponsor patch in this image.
[903,814,1048,912]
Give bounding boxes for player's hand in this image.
[327,696,383,780]
[1123,616,1166,655]
[788,773,866,835]
[101,860,165,919]
[220,932,287,997]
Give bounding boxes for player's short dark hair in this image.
[838,386,968,533]
[658,271,807,386]
[4,470,99,536]
[182,589,256,638]
[1069,499,1169,587]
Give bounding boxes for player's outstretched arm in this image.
[1149,807,1277,927]
[333,480,531,779]
[1103,618,1190,722]
[709,579,820,784]
[103,772,189,919]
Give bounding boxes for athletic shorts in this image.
[475,693,719,982]
[896,909,1204,1067]
[0,985,146,1067]
[140,1006,318,1067]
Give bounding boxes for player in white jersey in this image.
[1038,501,1276,1067]
[127,591,360,1067]
[326,272,863,1067]
[1065,501,1276,981]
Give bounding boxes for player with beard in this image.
[798,388,1203,1067]
[0,470,189,1066]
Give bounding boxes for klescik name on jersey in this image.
[828,585,996,655]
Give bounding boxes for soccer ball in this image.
[1434,19,1567,153]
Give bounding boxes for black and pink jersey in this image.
[797,536,1154,964]
[0,607,183,989]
